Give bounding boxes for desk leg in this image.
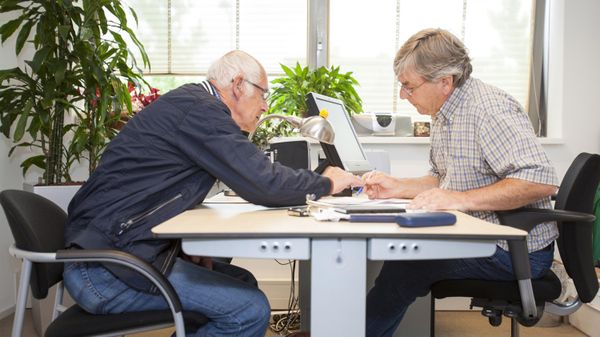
[299,260,311,331]
[311,238,366,337]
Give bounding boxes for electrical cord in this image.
[269,259,301,335]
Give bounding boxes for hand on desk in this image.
[408,188,466,211]
[362,172,465,210]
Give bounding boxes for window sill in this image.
[357,136,564,145]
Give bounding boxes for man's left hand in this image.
[408,188,468,211]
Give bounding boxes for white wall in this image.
[1,0,599,316]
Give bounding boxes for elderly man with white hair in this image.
[63,50,362,337]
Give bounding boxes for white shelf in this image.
[357,136,564,145]
[272,136,564,146]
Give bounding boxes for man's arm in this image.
[409,178,557,211]
[363,173,439,199]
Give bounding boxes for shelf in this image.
[357,136,564,145]
[272,136,563,146]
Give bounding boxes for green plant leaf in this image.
[54,62,67,85]
[20,154,45,176]
[0,16,24,43]
[13,98,32,141]
[0,2,24,14]
[15,20,33,54]
[30,46,51,73]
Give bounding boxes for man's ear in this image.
[231,74,245,100]
[441,76,454,95]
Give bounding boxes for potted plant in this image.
[253,63,363,148]
[0,0,150,185]
[0,1,150,334]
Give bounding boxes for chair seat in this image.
[431,270,562,303]
[45,304,209,337]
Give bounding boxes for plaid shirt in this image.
[429,77,559,252]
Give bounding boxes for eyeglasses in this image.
[400,80,427,97]
[244,79,270,101]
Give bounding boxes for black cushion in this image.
[45,304,209,337]
[431,270,562,303]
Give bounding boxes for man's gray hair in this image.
[207,50,265,88]
[394,28,472,87]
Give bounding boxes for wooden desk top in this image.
[152,203,526,241]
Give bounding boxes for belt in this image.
[540,242,554,251]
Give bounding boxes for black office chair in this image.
[0,189,208,337]
[431,152,600,337]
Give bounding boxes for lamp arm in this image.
[248,114,302,141]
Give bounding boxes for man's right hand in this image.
[322,166,363,195]
[362,171,401,199]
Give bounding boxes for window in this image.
[329,0,536,122]
[125,0,307,88]
[124,0,543,133]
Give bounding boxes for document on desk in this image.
[307,196,410,214]
[203,192,249,204]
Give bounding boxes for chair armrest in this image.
[497,208,595,232]
[55,249,186,337]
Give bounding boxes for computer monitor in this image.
[306,92,373,175]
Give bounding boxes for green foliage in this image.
[253,63,363,148]
[0,0,149,184]
[269,63,363,118]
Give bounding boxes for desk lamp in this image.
[248,114,335,144]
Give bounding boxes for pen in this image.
[355,170,376,196]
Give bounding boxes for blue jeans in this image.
[63,258,270,337]
[366,245,554,337]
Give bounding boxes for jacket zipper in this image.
[117,193,182,236]
[149,240,181,294]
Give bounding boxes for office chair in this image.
[0,189,208,337]
[431,152,600,337]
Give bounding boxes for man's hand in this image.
[181,253,213,270]
[408,188,468,210]
[362,171,402,199]
[322,166,363,195]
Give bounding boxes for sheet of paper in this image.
[204,192,249,204]
[311,196,410,207]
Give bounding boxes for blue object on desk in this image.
[349,214,403,222]
[395,212,456,227]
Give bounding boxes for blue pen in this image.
[354,186,364,196]
[355,170,376,196]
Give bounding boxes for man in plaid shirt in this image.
[363,28,558,337]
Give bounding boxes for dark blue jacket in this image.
[65,83,331,292]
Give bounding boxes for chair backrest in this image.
[0,189,67,299]
[554,153,600,303]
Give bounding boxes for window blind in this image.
[125,0,307,75]
[124,0,535,120]
[329,0,534,117]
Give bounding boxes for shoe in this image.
[286,332,310,337]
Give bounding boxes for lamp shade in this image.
[249,114,335,144]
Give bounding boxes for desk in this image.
[152,202,526,337]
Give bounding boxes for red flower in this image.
[128,82,161,113]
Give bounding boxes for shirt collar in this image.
[437,77,473,122]
[200,80,221,100]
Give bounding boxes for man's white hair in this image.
[207,50,265,88]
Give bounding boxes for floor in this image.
[0,309,588,337]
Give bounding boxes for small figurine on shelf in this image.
[413,121,430,137]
